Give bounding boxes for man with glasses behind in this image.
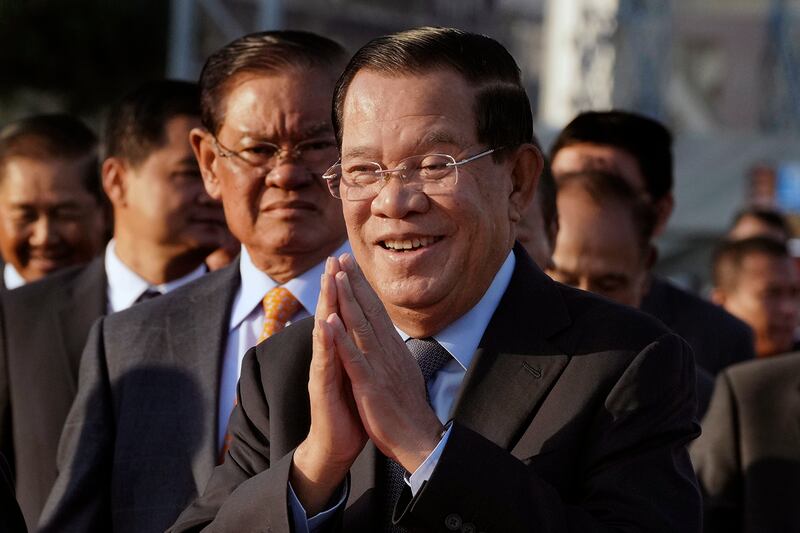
[39,31,349,533]
[172,27,700,533]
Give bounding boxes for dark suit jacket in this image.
[38,261,240,533]
[0,452,26,533]
[691,352,800,533]
[171,251,701,533]
[641,277,754,375]
[0,257,106,529]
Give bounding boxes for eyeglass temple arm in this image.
[449,147,499,167]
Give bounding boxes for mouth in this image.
[262,200,318,213]
[378,235,443,251]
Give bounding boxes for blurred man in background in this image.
[550,110,755,375]
[40,31,349,533]
[711,237,799,359]
[0,114,107,288]
[0,79,223,529]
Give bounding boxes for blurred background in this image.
[2,0,799,289]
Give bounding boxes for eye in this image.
[242,144,280,159]
[343,164,380,185]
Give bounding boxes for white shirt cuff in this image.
[287,478,349,533]
[406,422,453,495]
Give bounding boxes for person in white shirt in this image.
[0,79,224,530]
[39,31,350,533]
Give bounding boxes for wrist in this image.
[396,419,446,473]
[290,440,350,516]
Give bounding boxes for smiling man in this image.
[39,32,348,533]
[171,27,701,533]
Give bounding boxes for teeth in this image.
[383,236,437,250]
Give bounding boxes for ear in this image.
[508,143,544,224]
[101,157,129,208]
[710,288,726,306]
[651,193,674,236]
[191,127,222,200]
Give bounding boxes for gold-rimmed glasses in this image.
[212,136,338,175]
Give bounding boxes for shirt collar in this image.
[3,262,26,290]
[229,241,352,331]
[105,239,208,312]
[396,250,516,371]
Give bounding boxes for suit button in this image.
[461,523,476,533]
[445,513,462,530]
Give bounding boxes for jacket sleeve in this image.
[0,299,14,486]
[169,346,313,533]
[37,318,114,532]
[396,332,702,533]
[689,370,742,533]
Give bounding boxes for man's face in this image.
[196,69,346,273]
[717,253,800,357]
[124,115,225,256]
[339,69,530,334]
[547,185,650,308]
[0,155,105,282]
[551,142,672,235]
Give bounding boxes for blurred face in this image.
[339,69,535,335]
[551,142,672,235]
[123,115,225,255]
[548,185,650,308]
[716,253,800,357]
[195,69,346,276]
[0,155,105,282]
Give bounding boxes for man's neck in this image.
[113,233,207,285]
[247,239,346,284]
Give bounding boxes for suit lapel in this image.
[56,257,107,391]
[451,245,572,451]
[166,260,241,485]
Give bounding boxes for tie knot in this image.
[259,286,301,342]
[405,337,452,383]
[135,288,162,304]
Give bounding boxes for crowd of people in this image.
[0,26,796,533]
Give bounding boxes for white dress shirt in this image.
[289,250,516,531]
[217,241,352,449]
[3,263,25,290]
[104,240,207,313]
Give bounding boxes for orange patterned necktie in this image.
[220,286,301,464]
[258,286,301,343]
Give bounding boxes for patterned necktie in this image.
[219,286,301,464]
[383,338,452,532]
[258,286,301,343]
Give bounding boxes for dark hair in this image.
[333,26,539,159]
[198,30,348,134]
[730,206,792,242]
[105,80,200,166]
[550,110,673,201]
[0,113,102,201]
[557,169,656,253]
[713,236,790,291]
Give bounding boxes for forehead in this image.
[340,69,477,157]
[739,252,798,284]
[219,69,335,140]
[552,143,645,193]
[555,187,643,267]
[0,156,92,200]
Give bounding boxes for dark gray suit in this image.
[171,251,701,532]
[38,261,240,533]
[691,352,800,533]
[0,257,106,529]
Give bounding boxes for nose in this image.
[29,215,58,247]
[369,176,429,219]
[265,160,315,190]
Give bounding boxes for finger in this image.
[334,270,384,354]
[311,318,335,374]
[338,253,405,349]
[328,312,372,384]
[314,258,339,322]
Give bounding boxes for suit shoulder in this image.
[1,263,88,305]
[723,352,800,396]
[253,317,314,366]
[555,282,675,351]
